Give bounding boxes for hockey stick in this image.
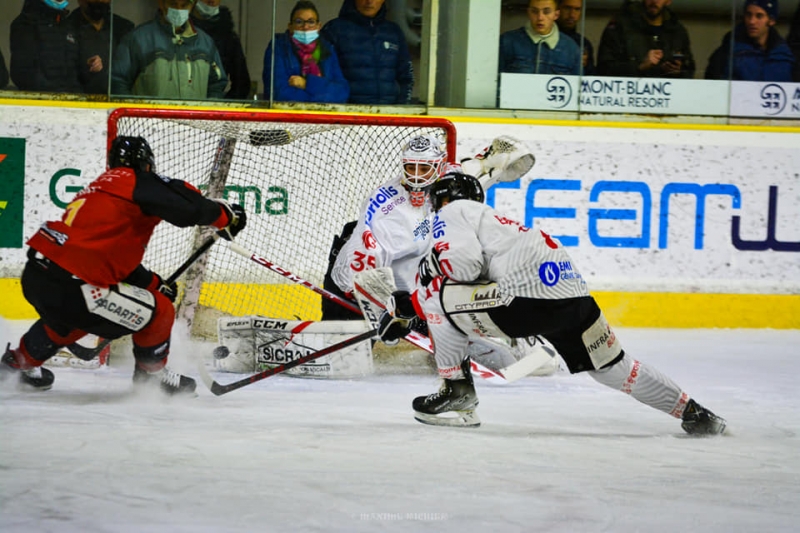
[224,241,435,352]
[222,241,554,382]
[66,229,226,361]
[226,241,362,313]
[196,328,377,396]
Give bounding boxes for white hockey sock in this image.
[588,354,689,418]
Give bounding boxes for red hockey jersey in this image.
[28,167,229,287]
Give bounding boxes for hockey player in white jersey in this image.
[378,173,726,435]
[326,134,535,304]
[322,134,551,375]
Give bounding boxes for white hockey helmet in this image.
[401,135,447,207]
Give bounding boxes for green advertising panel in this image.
[0,138,26,248]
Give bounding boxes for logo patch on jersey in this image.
[432,213,446,238]
[365,186,399,225]
[539,262,559,286]
[362,230,377,250]
[413,218,431,241]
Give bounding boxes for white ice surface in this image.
[1,319,799,533]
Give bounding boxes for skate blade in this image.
[414,410,481,428]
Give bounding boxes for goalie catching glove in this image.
[378,291,422,344]
[460,136,535,185]
[215,200,247,240]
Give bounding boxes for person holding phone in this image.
[597,0,695,78]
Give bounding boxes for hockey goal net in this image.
[108,108,457,338]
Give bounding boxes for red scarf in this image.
[292,39,321,77]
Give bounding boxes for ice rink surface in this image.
[1,319,799,533]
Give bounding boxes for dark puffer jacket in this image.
[66,9,134,95]
[705,24,794,82]
[10,0,82,93]
[0,49,8,89]
[190,6,252,99]
[597,1,695,78]
[786,6,800,81]
[321,0,413,105]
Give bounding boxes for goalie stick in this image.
[222,241,555,383]
[196,328,378,395]
[66,229,226,361]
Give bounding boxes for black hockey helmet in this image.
[428,172,484,212]
[109,136,155,173]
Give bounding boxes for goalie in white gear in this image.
[321,133,548,376]
[323,134,535,313]
[379,172,726,434]
[325,134,449,307]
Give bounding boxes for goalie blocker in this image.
[216,316,373,379]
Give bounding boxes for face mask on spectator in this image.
[166,7,191,28]
[43,0,69,10]
[293,30,319,45]
[195,2,220,17]
[85,2,111,21]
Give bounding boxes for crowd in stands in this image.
[2,0,800,106]
[500,0,798,83]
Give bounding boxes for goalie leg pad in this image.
[216,317,373,379]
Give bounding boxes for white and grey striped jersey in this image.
[430,200,590,299]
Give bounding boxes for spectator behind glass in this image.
[789,2,800,81]
[707,0,795,81]
[557,0,595,74]
[0,49,9,90]
[322,0,413,105]
[10,0,81,93]
[191,0,252,99]
[597,0,695,78]
[66,0,134,95]
[263,1,349,103]
[111,0,228,100]
[499,0,581,75]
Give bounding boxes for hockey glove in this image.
[378,291,418,344]
[154,274,178,302]
[418,248,445,288]
[216,200,247,240]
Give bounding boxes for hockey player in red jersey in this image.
[378,173,726,435]
[0,136,246,394]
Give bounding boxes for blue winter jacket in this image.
[499,27,581,75]
[321,0,413,105]
[262,31,349,103]
[705,25,795,82]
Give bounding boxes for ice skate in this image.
[133,364,197,397]
[681,399,726,436]
[413,359,480,428]
[1,343,55,391]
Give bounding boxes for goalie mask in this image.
[401,135,447,207]
[109,136,156,173]
[429,172,484,212]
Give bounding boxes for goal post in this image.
[107,108,457,339]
